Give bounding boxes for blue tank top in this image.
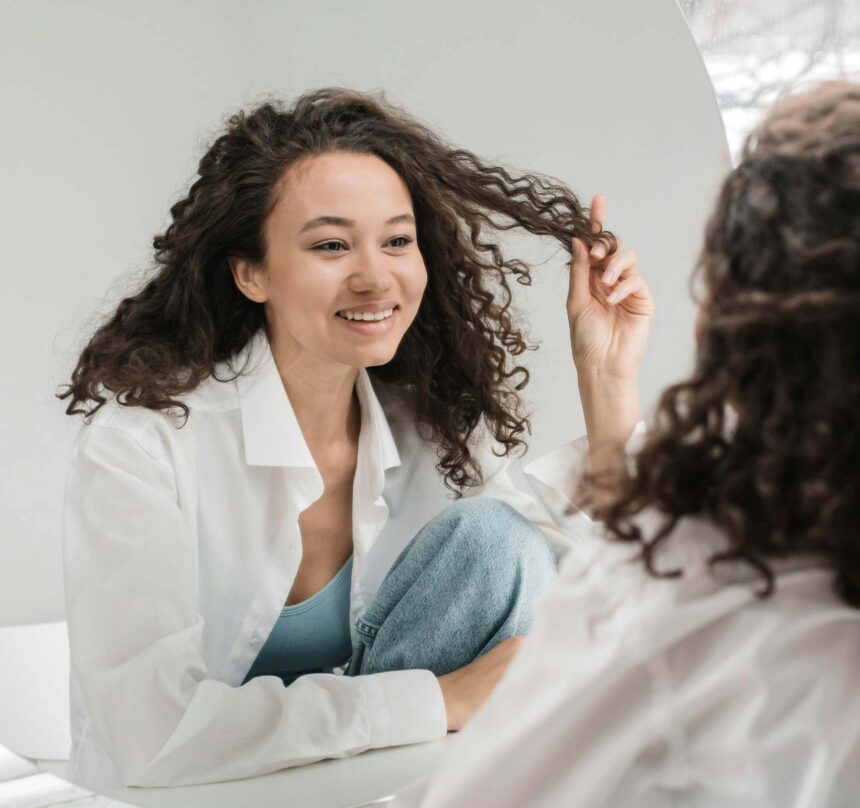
[243,556,354,687]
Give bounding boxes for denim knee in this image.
[348,497,558,676]
[437,497,556,579]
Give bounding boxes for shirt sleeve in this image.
[466,423,591,557]
[62,423,446,788]
[521,422,649,531]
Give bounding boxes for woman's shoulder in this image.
[528,517,860,802]
[551,510,857,635]
[81,393,176,437]
[75,373,239,453]
[67,398,183,480]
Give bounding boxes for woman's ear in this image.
[229,258,268,303]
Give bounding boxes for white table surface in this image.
[105,738,453,808]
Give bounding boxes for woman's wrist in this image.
[575,367,640,505]
[576,367,640,446]
[436,673,461,731]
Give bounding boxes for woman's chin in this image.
[357,348,399,369]
[331,342,400,370]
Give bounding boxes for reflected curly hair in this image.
[59,88,606,492]
[594,81,860,606]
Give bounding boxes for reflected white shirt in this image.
[396,436,860,807]
[61,330,571,791]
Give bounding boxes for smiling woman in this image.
[60,89,609,491]
[229,152,428,373]
[54,88,630,792]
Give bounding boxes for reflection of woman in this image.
[58,88,639,790]
[401,81,860,807]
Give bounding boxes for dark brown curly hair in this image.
[592,81,860,606]
[59,87,607,491]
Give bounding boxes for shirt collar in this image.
[233,329,401,472]
[354,367,401,474]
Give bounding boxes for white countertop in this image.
[105,737,453,808]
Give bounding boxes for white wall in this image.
[0,0,729,625]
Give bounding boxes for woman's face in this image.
[232,151,428,371]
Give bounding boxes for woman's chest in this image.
[185,413,453,609]
[289,483,355,605]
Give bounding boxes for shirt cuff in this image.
[522,422,647,531]
[523,436,592,530]
[362,669,448,750]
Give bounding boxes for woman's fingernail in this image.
[591,245,607,259]
[607,291,619,303]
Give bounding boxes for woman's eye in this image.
[313,241,347,252]
[388,236,413,248]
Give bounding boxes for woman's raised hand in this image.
[567,194,654,381]
[566,195,653,484]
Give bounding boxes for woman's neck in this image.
[269,339,361,458]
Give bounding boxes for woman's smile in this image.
[335,304,400,334]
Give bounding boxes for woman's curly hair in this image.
[593,81,860,606]
[59,88,606,492]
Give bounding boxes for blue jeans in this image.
[347,497,557,677]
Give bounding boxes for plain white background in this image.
[0,0,729,628]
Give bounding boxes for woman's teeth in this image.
[338,308,395,321]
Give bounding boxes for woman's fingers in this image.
[606,274,650,307]
[589,193,606,232]
[589,193,610,260]
[574,196,646,312]
[567,237,592,314]
[601,249,638,286]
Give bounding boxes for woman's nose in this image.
[347,253,392,294]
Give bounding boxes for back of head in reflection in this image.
[591,80,860,607]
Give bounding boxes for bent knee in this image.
[441,497,555,572]
[441,495,519,524]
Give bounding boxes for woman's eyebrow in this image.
[299,213,415,233]
[300,215,353,232]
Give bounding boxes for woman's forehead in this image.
[274,151,413,225]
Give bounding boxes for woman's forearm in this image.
[576,369,640,494]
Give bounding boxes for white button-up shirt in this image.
[61,330,570,792]
[396,438,860,807]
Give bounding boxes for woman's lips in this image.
[337,306,396,321]
[335,306,400,335]
[336,301,399,316]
